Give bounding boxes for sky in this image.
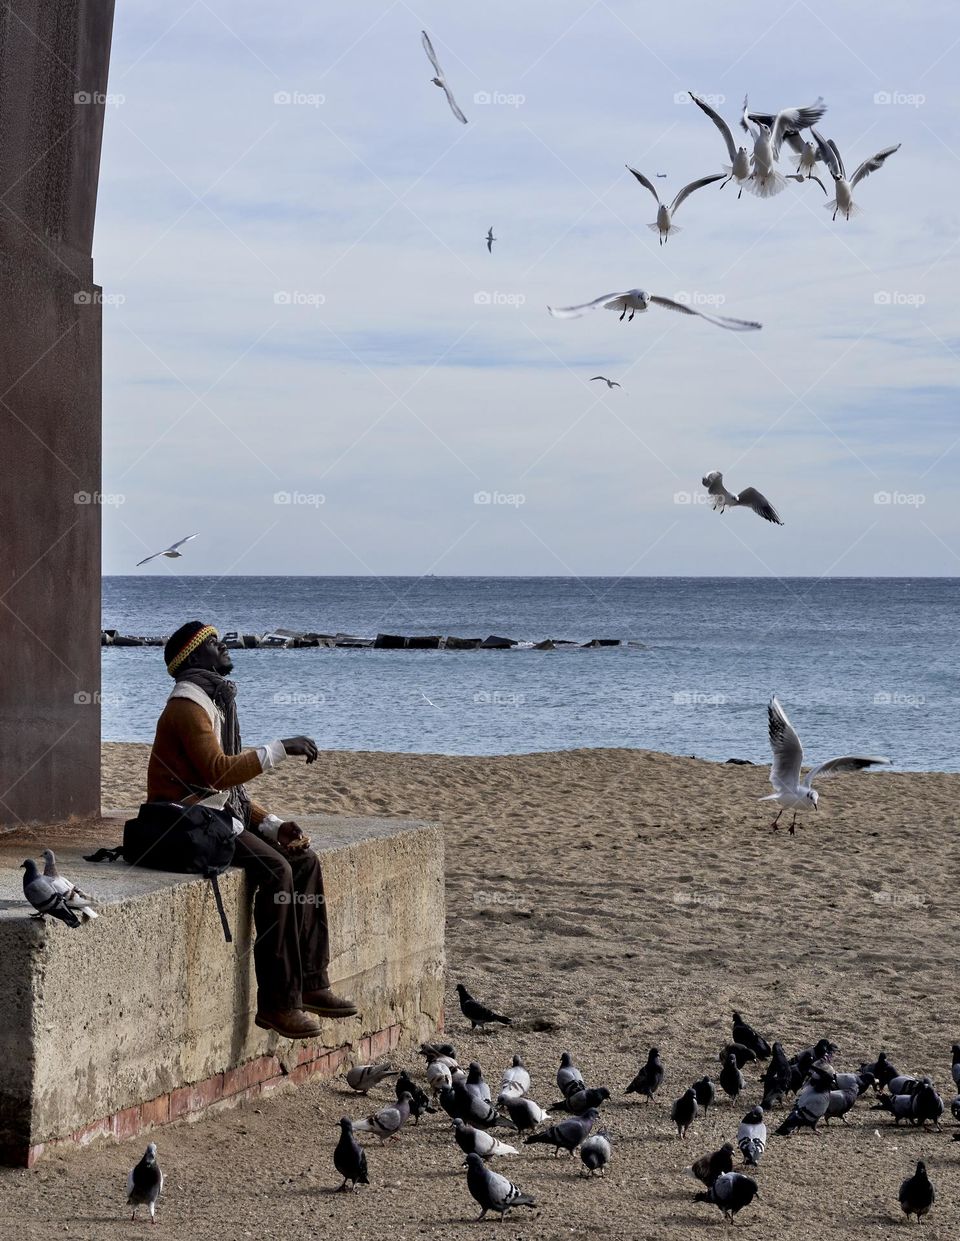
[96,0,960,576]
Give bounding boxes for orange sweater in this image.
[147,697,271,828]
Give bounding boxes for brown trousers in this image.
[232,830,330,1009]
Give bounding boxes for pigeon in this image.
[501,1055,531,1095]
[420,31,467,124]
[455,983,511,1030]
[40,849,98,920]
[686,1142,735,1188]
[438,1083,500,1129]
[952,1094,960,1122]
[737,1107,767,1165]
[20,859,81,928]
[463,1152,535,1222]
[899,1160,934,1222]
[626,166,725,244]
[395,1071,434,1122]
[952,1044,960,1089]
[504,1095,552,1135]
[671,1087,699,1138]
[136,532,198,567]
[626,1047,664,1101]
[720,1042,758,1068]
[739,96,828,197]
[485,227,495,253]
[590,375,621,388]
[548,288,761,331]
[702,472,782,525]
[465,1061,492,1103]
[871,1092,916,1124]
[862,1051,898,1089]
[452,1118,519,1159]
[557,1052,586,1099]
[763,695,890,833]
[776,1064,836,1135]
[334,1117,369,1191]
[695,1171,760,1222]
[762,1043,793,1109]
[811,130,900,221]
[353,1091,413,1140]
[911,1079,944,1129]
[719,1052,744,1101]
[689,91,752,196]
[427,1060,453,1094]
[732,1012,771,1059]
[886,1074,920,1097]
[555,1086,610,1115]
[693,1077,716,1115]
[346,1063,398,1094]
[127,1142,163,1224]
[498,1081,525,1104]
[579,1132,612,1177]
[419,1040,459,1064]
[795,1039,838,1077]
[524,1108,599,1157]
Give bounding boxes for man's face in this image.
[190,634,234,675]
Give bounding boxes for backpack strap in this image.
[206,871,233,943]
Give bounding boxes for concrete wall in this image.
[0,814,445,1164]
[0,1,115,826]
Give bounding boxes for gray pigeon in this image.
[871,1092,915,1124]
[695,1171,759,1222]
[452,1118,519,1159]
[554,1086,610,1115]
[579,1132,612,1176]
[127,1142,163,1223]
[952,1044,960,1089]
[824,1080,859,1124]
[40,849,98,919]
[524,1107,599,1156]
[346,1062,398,1094]
[353,1091,412,1140]
[439,1083,501,1129]
[21,859,81,928]
[775,1064,836,1135]
[557,1052,586,1098]
[463,1152,535,1221]
[334,1117,369,1190]
[501,1054,531,1095]
[465,1061,492,1103]
[737,1107,767,1164]
[504,1095,552,1135]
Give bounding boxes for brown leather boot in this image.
[254,1007,322,1038]
[302,988,359,1018]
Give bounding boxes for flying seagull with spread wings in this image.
[740,96,828,197]
[421,30,467,124]
[811,130,900,221]
[689,93,752,197]
[590,376,621,388]
[702,471,782,524]
[486,227,495,253]
[136,533,198,568]
[548,289,761,331]
[626,167,725,244]
[761,694,891,833]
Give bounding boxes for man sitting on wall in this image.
[147,621,357,1039]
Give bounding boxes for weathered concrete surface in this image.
[0,814,445,1165]
[0,1,116,826]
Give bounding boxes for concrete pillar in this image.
[0,2,115,826]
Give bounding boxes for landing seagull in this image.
[421,30,467,124]
[548,289,761,332]
[702,471,782,525]
[740,96,827,198]
[486,227,495,253]
[689,93,752,197]
[811,130,900,221]
[136,533,198,567]
[590,376,621,389]
[626,166,725,244]
[761,694,891,834]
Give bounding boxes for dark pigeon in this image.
[952,1044,960,1090]
[625,1047,664,1101]
[719,1052,745,1101]
[524,1107,599,1156]
[793,1038,837,1077]
[395,1071,434,1122]
[504,1095,551,1135]
[862,1051,898,1089]
[557,1052,586,1099]
[463,1152,535,1222]
[911,1079,944,1130]
[695,1172,759,1222]
[761,1042,793,1109]
[692,1077,716,1115]
[127,1142,163,1223]
[579,1132,612,1176]
[334,1117,369,1190]
[438,1083,500,1129]
[554,1086,610,1115]
[732,1012,771,1059]
[899,1160,934,1222]
[687,1142,735,1188]
[720,1042,757,1068]
[20,859,81,928]
[456,983,511,1030]
[465,1061,492,1103]
[671,1087,699,1138]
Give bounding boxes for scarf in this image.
[174,667,252,827]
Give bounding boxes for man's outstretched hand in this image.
[281,735,318,763]
[277,821,310,852]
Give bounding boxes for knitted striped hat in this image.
[164,621,218,676]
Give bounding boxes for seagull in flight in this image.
[740,96,827,198]
[590,376,621,388]
[421,31,467,124]
[626,166,725,243]
[689,92,752,197]
[811,130,900,221]
[761,694,891,833]
[548,289,761,332]
[486,227,495,253]
[702,472,782,524]
[136,533,198,567]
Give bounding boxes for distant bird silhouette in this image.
[590,376,621,388]
[136,532,198,567]
[486,227,495,253]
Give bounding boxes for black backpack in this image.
[86,802,237,941]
